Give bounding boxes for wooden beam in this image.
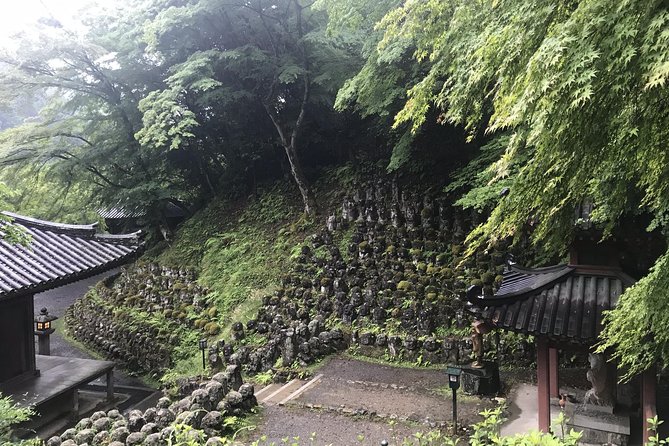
[537,337,551,433]
[642,366,657,444]
[549,348,559,398]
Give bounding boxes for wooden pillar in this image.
[106,369,115,402]
[549,347,559,398]
[537,337,551,433]
[642,366,657,444]
[71,390,79,420]
[27,295,37,373]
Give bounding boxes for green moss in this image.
[481,271,495,285]
[397,280,412,291]
[204,322,220,336]
[409,248,423,258]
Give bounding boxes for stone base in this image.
[566,406,630,446]
[461,362,500,395]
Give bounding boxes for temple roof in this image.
[97,201,186,220]
[97,207,145,219]
[0,211,142,299]
[467,264,636,344]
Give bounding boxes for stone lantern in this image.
[34,307,58,355]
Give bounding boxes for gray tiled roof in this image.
[97,207,145,219]
[97,201,186,220]
[0,211,142,299]
[467,264,635,344]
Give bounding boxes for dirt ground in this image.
[248,405,428,445]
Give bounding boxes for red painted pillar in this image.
[537,337,551,433]
[549,347,559,398]
[642,366,657,444]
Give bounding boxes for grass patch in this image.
[55,318,105,361]
[340,351,447,371]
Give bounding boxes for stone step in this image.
[255,383,281,401]
[259,379,309,405]
[278,374,323,406]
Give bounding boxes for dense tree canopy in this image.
[338,0,669,376]
[1,0,669,375]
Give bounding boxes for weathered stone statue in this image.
[584,353,615,406]
[471,321,487,368]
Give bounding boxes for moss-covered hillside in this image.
[66,164,545,386]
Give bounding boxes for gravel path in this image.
[33,269,146,388]
[250,356,498,445]
[249,405,428,446]
[295,357,495,425]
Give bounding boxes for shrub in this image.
[0,394,36,446]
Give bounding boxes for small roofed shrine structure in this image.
[0,211,142,429]
[98,200,186,235]
[467,238,658,443]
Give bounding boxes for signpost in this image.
[446,366,462,432]
[199,339,208,371]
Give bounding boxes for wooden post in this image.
[549,347,559,398]
[37,335,51,356]
[642,366,657,444]
[71,390,79,420]
[537,337,551,433]
[106,369,114,402]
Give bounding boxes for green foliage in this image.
[598,251,669,378]
[138,0,361,213]
[647,416,665,446]
[444,136,517,211]
[0,0,365,224]
[335,0,669,370]
[198,189,300,314]
[0,17,198,229]
[0,394,36,446]
[317,0,424,171]
[157,198,231,267]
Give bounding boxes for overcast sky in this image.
[0,0,117,48]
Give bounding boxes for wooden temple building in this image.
[0,211,141,429]
[467,220,660,444]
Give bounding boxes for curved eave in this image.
[467,264,633,343]
[2,211,98,236]
[0,246,142,301]
[0,212,144,300]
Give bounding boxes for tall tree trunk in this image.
[261,0,317,215]
[283,142,317,215]
[264,77,318,215]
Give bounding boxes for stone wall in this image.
[203,179,538,374]
[67,179,540,381]
[45,365,256,446]
[66,264,217,376]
